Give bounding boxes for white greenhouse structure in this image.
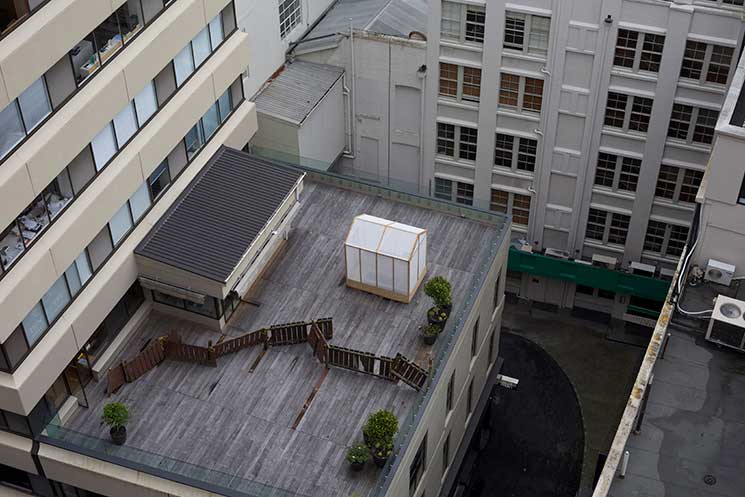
[344,214,427,303]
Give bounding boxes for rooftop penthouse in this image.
[38,148,510,497]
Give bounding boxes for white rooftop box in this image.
[344,214,427,303]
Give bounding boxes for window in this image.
[148,161,171,200]
[644,221,690,257]
[435,177,453,200]
[446,371,455,412]
[613,29,665,73]
[499,74,543,113]
[437,123,478,161]
[667,103,719,145]
[441,2,485,44]
[593,152,641,193]
[113,102,138,146]
[494,133,538,172]
[434,177,474,205]
[279,0,302,38]
[471,317,479,358]
[490,189,531,226]
[655,165,703,203]
[604,92,653,132]
[466,378,474,416]
[409,435,427,496]
[456,182,474,205]
[488,328,496,365]
[585,208,631,245]
[134,82,158,126]
[504,11,551,56]
[493,269,501,310]
[0,77,51,160]
[680,40,734,85]
[442,432,451,476]
[439,63,481,103]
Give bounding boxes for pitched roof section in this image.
[135,147,303,282]
[252,60,344,126]
[303,0,427,40]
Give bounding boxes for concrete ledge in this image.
[0,430,36,475]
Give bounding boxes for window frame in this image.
[503,11,551,57]
[278,0,302,39]
[439,63,482,103]
[433,177,474,206]
[603,92,653,133]
[643,220,690,258]
[585,208,631,246]
[494,133,538,172]
[613,29,665,74]
[654,164,703,204]
[498,73,544,114]
[666,103,719,146]
[436,123,478,162]
[593,152,642,193]
[680,39,735,86]
[489,189,532,227]
[440,1,485,45]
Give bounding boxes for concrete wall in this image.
[383,224,509,497]
[234,0,336,99]
[251,114,300,157]
[297,32,427,187]
[298,77,345,165]
[424,0,744,315]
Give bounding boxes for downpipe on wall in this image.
[342,19,357,160]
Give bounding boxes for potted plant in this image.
[427,307,449,328]
[102,402,129,445]
[362,409,398,446]
[371,439,393,468]
[346,444,369,471]
[420,323,440,345]
[424,276,453,324]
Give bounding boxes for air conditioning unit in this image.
[706,295,745,352]
[705,259,736,286]
[545,248,570,260]
[659,267,676,281]
[630,261,656,278]
[592,254,617,270]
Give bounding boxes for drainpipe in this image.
[417,64,427,191]
[349,17,357,158]
[342,74,354,158]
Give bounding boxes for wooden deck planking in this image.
[66,182,497,497]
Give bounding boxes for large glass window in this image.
[41,275,71,323]
[202,102,220,139]
[91,123,118,170]
[192,27,211,67]
[113,102,138,146]
[185,123,205,159]
[209,14,224,49]
[174,44,195,86]
[130,182,152,221]
[22,302,48,346]
[147,161,171,200]
[134,82,158,126]
[108,203,133,246]
[17,77,52,132]
[0,102,26,158]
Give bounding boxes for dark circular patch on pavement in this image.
[471,332,584,497]
[703,474,717,485]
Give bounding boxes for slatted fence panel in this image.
[315,318,333,339]
[269,322,309,346]
[328,346,378,375]
[391,353,428,391]
[214,329,267,357]
[106,364,126,395]
[308,324,328,364]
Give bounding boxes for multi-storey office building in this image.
[423,0,744,319]
[0,0,257,494]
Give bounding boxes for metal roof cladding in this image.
[135,147,304,282]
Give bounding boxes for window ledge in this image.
[501,50,548,64]
[492,167,535,180]
[651,198,696,212]
[438,98,480,111]
[583,240,626,254]
[497,109,541,123]
[664,139,712,153]
[610,68,659,83]
[440,39,484,53]
[435,156,477,170]
[591,187,637,201]
[676,80,727,95]
[601,127,647,142]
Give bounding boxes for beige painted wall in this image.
[0,0,127,107]
[0,0,233,232]
[0,100,257,415]
[0,31,251,344]
[0,430,37,475]
[382,224,510,497]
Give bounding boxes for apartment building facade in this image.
[0,0,256,494]
[423,0,744,317]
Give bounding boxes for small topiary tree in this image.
[363,409,398,445]
[423,276,452,309]
[102,402,129,430]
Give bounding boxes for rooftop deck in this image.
[57,180,500,497]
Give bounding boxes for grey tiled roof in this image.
[304,0,427,40]
[135,147,303,283]
[252,60,344,125]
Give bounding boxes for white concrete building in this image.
[422,0,744,319]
